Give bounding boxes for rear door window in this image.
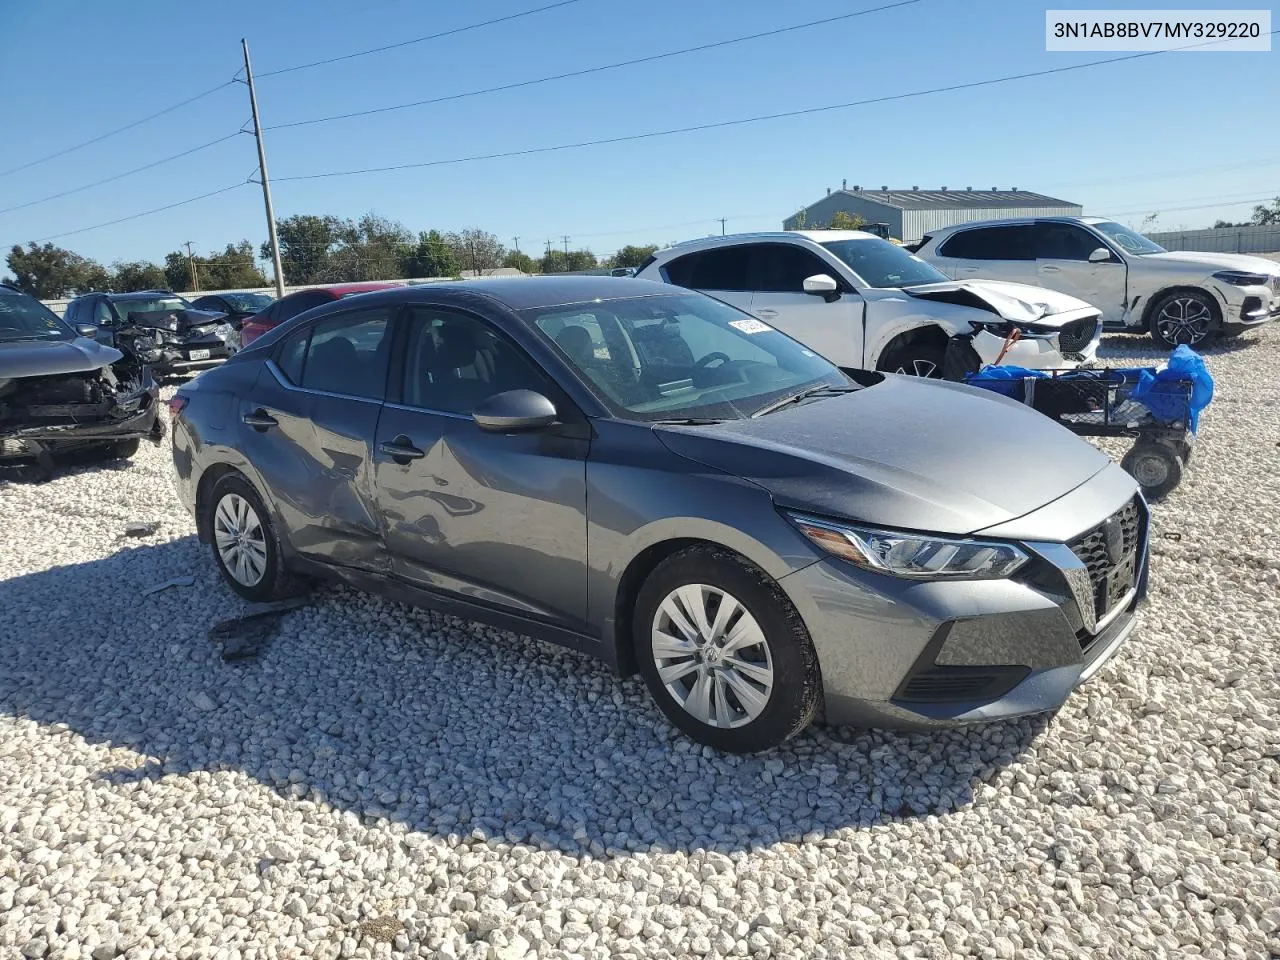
[938,226,1034,261]
[301,310,391,400]
[687,246,751,290]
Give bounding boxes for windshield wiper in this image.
[651,417,725,426]
[752,385,860,418]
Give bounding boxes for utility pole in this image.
[562,235,570,256]
[718,218,727,236]
[512,236,520,254]
[241,38,285,298]
[184,241,200,292]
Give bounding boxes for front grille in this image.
[1270,276,1280,295]
[1057,316,1099,354]
[897,666,1030,704]
[1068,498,1142,625]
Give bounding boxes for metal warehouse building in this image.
[783,184,1083,243]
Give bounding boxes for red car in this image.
[239,282,402,347]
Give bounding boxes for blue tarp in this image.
[965,346,1215,432]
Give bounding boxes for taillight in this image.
[240,320,270,346]
[168,395,189,418]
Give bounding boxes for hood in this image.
[654,377,1111,535]
[1140,250,1280,275]
[124,307,228,331]
[901,279,1098,327]
[0,336,123,379]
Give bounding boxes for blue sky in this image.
[0,0,1276,268]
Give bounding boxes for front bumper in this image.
[0,391,160,461]
[1215,281,1279,334]
[781,467,1148,729]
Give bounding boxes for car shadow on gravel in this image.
[0,537,1050,857]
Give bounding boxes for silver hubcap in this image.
[894,358,940,378]
[213,493,268,587]
[1156,296,1212,345]
[1132,453,1170,487]
[651,584,774,729]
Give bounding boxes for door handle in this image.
[1042,265,1061,273]
[755,309,779,318]
[242,409,277,430]
[379,435,425,463]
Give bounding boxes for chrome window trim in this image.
[265,358,383,405]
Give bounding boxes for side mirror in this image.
[75,323,98,339]
[803,273,841,302]
[473,389,558,433]
[1088,247,1112,263]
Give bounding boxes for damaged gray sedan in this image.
[0,283,161,479]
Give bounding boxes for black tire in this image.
[633,546,821,753]
[1121,442,1184,500]
[876,339,947,379]
[206,473,303,602]
[104,438,141,460]
[1148,289,1219,349]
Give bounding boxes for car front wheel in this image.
[1149,290,1218,349]
[876,340,947,378]
[633,546,821,753]
[207,474,299,602]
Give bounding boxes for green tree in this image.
[268,214,348,284]
[5,242,109,298]
[788,210,808,230]
[540,249,597,273]
[503,250,536,273]
[410,229,459,277]
[446,228,506,276]
[609,244,658,269]
[1251,197,1280,225]
[111,261,169,292]
[164,252,192,291]
[199,241,269,289]
[827,210,866,230]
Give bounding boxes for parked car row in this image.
[172,276,1149,753]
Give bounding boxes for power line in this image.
[0,133,245,216]
[36,182,249,243]
[275,31,1278,185]
[1108,195,1277,218]
[0,80,236,180]
[258,0,586,78]
[267,0,922,130]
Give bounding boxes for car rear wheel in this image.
[633,546,821,753]
[876,340,947,378]
[207,474,300,602]
[104,438,141,460]
[1149,290,1218,349]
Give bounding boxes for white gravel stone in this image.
[1,330,1279,959]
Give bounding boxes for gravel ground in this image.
[2,328,1278,960]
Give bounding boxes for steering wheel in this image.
[695,351,732,369]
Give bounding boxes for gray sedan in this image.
[170,277,1148,752]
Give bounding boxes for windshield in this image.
[1091,220,1166,256]
[114,296,190,318]
[221,293,274,312]
[820,238,949,288]
[524,293,847,421]
[0,291,74,343]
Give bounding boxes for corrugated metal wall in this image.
[783,195,902,234]
[901,206,1082,242]
[1146,224,1280,254]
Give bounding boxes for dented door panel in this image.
[373,403,590,630]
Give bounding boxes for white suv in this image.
[912,216,1280,348]
[635,231,1102,378]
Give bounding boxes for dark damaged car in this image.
[0,284,161,478]
[64,290,239,376]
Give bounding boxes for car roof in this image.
[309,281,404,296]
[651,230,876,259]
[927,215,1110,236]
[308,275,680,312]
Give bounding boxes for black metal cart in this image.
[964,365,1201,499]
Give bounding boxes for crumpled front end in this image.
[0,359,162,475]
[118,309,239,372]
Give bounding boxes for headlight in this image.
[1213,270,1270,287]
[785,512,1029,580]
[970,319,1058,339]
